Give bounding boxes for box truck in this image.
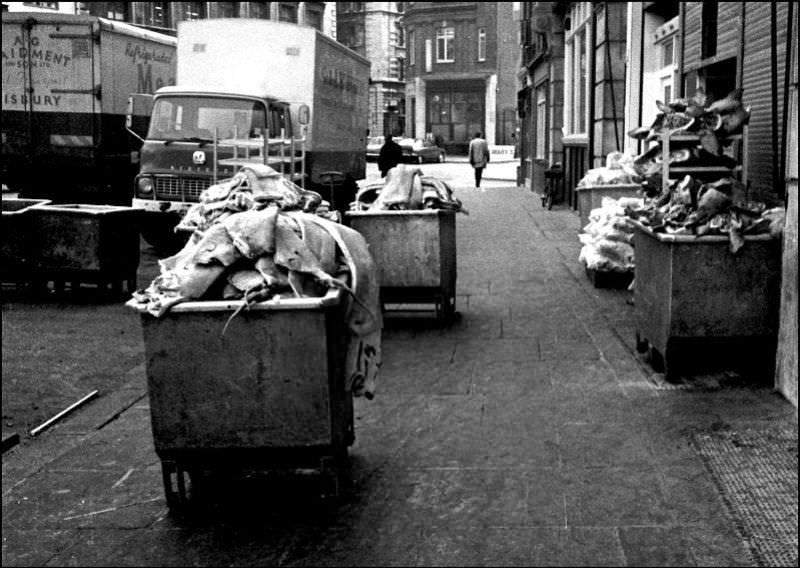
[1,12,176,204]
[127,18,370,252]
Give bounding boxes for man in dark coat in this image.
[378,134,403,178]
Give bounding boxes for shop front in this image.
[426,80,485,156]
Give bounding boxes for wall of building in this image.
[403,1,515,153]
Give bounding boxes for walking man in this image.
[378,133,403,178]
[468,132,490,191]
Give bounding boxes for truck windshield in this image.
[147,97,267,142]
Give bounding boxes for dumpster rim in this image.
[574,182,642,193]
[345,209,453,218]
[125,286,344,314]
[631,219,777,244]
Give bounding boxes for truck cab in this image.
[130,86,301,251]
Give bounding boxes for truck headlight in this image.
[137,176,154,194]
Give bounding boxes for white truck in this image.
[127,18,370,252]
[1,12,176,204]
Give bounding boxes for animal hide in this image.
[291,212,384,398]
[369,164,424,210]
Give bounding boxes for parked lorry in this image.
[1,12,176,204]
[126,18,370,252]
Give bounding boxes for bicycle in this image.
[541,162,563,210]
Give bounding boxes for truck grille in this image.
[153,175,211,200]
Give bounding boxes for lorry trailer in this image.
[129,18,370,252]
[1,12,176,205]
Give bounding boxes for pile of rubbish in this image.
[624,175,785,253]
[577,152,639,188]
[579,196,643,273]
[628,87,750,196]
[351,164,468,213]
[618,88,784,253]
[129,164,383,398]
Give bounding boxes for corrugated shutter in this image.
[742,2,790,204]
[682,3,702,71]
[715,2,740,61]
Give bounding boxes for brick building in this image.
[401,1,518,155]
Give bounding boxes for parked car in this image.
[366,136,384,161]
[398,138,446,164]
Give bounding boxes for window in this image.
[661,37,674,67]
[24,2,58,8]
[564,2,591,136]
[436,27,454,63]
[577,29,586,133]
[408,30,415,66]
[702,1,718,59]
[217,2,237,18]
[148,97,269,141]
[338,22,365,48]
[661,79,672,103]
[181,2,204,21]
[135,2,170,29]
[305,9,323,31]
[279,3,298,23]
[250,2,270,19]
[477,27,486,62]
[393,23,405,47]
[81,2,127,20]
[535,84,547,159]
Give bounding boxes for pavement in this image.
[2,173,798,567]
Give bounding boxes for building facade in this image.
[2,2,327,34]
[335,2,407,139]
[516,2,565,194]
[401,1,518,155]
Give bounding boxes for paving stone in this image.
[558,421,655,468]
[1,528,80,567]
[618,526,699,567]
[3,468,165,530]
[454,337,540,364]
[415,524,536,566]
[564,467,674,527]
[529,527,627,566]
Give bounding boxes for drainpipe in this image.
[771,2,779,198]
[678,3,685,97]
[637,6,645,156]
[780,1,795,196]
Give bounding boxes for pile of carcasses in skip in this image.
[350,163,468,214]
[579,88,785,275]
[128,164,384,398]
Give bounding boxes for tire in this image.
[438,152,445,163]
[417,156,423,165]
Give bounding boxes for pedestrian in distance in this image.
[468,131,490,191]
[378,133,403,178]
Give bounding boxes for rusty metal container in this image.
[28,204,140,293]
[1,198,51,282]
[633,222,781,381]
[575,184,642,230]
[344,209,457,322]
[127,288,353,508]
